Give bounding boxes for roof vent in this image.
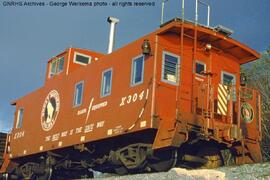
[214,25,234,36]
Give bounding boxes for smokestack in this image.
[107,17,119,54]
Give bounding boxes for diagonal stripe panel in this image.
[217,84,228,115]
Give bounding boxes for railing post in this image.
[237,87,241,129]
[258,91,262,140]
[161,0,168,25]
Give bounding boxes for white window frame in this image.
[221,71,236,101]
[101,68,113,97]
[16,108,24,129]
[130,55,145,87]
[49,60,57,78]
[58,56,65,72]
[161,51,180,85]
[195,60,206,76]
[73,52,91,66]
[221,71,236,85]
[73,81,84,107]
[49,56,65,78]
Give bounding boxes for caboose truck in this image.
[0,5,263,180]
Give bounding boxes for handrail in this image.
[195,0,211,27]
[258,91,262,140]
[160,0,169,25]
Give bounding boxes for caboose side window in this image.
[131,55,144,86]
[49,57,64,77]
[50,61,57,76]
[101,68,112,97]
[221,71,236,101]
[161,51,180,85]
[58,57,64,72]
[74,52,91,65]
[73,81,84,107]
[221,71,236,86]
[195,61,206,75]
[16,108,24,129]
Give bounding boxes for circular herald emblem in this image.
[41,90,60,131]
[240,102,254,123]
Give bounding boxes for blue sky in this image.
[0,0,270,131]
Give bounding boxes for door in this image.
[239,87,261,141]
[153,51,181,149]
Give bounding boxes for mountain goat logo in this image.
[41,90,60,131]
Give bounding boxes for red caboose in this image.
[0,18,262,179]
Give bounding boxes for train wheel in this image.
[114,144,149,173]
[148,149,177,172]
[16,162,53,180]
[197,146,223,169]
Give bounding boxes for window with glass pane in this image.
[162,52,179,84]
[101,69,112,97]
[16,108,24,129]
[58,57,64,72]
[50,57,64,77]
[222,71,236,101]
[195,61,206,75]
[131,55,144,86]
[74,53,90,65]
[74,81,84,107]
[222,72,235,85]
[50,61,57,77]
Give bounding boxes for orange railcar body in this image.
[0,19,262,176]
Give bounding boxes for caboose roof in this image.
[156,18,260,64]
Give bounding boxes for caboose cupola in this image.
[45,48,104,83]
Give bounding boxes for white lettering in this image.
[92,101,108,111]
[77,108,87,115]
[14,131,25,139]
[61,131,68,137]
[127,95,132,104]
[120,97,126,106]
[52,133,60,141]
[119,89,149,107]
[146,89,149,100]
[69,129,74,135]
[76,127,83,134]
[139,90,144,100]
[96,121,105,128]
[45,136,51,142]
[132,93,138,102]
[85,124,94,133]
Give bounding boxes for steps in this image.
[152,119,188,149]
[233,140,263,165]
[0,133,7,167]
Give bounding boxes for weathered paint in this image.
[4,19,261,165]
